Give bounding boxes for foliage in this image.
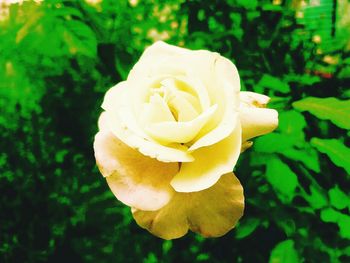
[0,0,349,262]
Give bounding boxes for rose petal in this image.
[170,123,242,192]
[93,129,178,211]
[239,91,278,141]
[189,57,240,151]
[101,84,195,162]
[104,110,194,162]
[132,173,244,240]
[145,104,217,144]
[240,91,270,107]
[139,93,176,125]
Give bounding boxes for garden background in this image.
[1,0,350,262]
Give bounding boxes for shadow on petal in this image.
[170,124,242,192]
[132,173,244,240]
[94,130,179,211]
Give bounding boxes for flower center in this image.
[137,76,217,145]
[149,77,201,122]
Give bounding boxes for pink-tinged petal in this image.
[132,173,244,240]
[239,91,278,141]
[93,130,178,211]
[170,124,242,192]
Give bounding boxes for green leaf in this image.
[329,186,350,210]
[265,158,299,203]
[311,138,350,174]
[306,185,328,209]
[236,0,258,9]
[254,133,296,153]
[339,214,350,239]
[281,147,320,173]
[63,20,97,58]
[320,208,341,223]
[269,240,299,263]
[258,74,290,93]
[321,209,350,239]
[278,110,306,140]
[262,4,283,11]
[293,97,350,129]
[235,218,260,239]
[277,219,296,237]
[51,6,83,19]
[284,74,321,86]
[162,240,172,254]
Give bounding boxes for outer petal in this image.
[239,91,278,141]
[170,123,242,192]
[93,127,178,211]
[132,173,244,240]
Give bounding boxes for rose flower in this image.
[94,42,278,239]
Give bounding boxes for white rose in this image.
[94,41,278,239]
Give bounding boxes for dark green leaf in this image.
[306,185,328,210]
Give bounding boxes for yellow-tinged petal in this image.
[240,91,270,107]
[101,81,128,112]
[100,83,194,162]
[94,129,178,211]
[189,57,240,151]
[174,76,210,111]
[239,91,278,141]
[145,104,217,144]
[132,173,244,240]
[104,110,194,162]
[171,123,242,192]
[139,94,175,125]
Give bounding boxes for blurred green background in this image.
[1,0,350,262]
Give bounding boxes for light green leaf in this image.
[63,20,97,58]
[266,158,299,203]
[258,74,290,93]
[51,6,83,19]
[311,138,350,174]
[293,97,350,129]
[278,110,306,140]
[269,240,299,263]
[329,186,350,210]
[235,218,260,239]
[320,208,341,223]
